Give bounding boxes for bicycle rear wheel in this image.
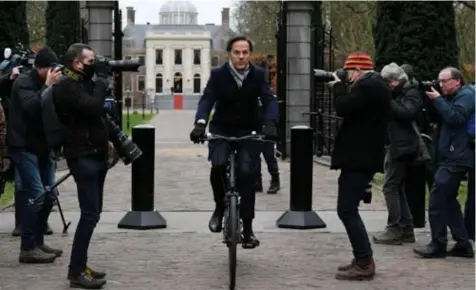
[228,194,238,290]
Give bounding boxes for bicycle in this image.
[204,131,270,290]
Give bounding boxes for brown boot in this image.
[335,258,375,281]
[337,259,355,271]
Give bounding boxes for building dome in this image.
[159,0,198,25]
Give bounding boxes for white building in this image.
[123,1,235,110]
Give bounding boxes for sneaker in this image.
[38,244,63,257]
[69,271,106,289]
[372,227,402,245]
[68,267,106,280]
[19,248,57,264]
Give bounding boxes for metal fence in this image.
[310,27,342,158]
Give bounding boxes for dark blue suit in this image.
[194,63,278,220]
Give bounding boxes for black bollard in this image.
[276,125,326,229]
[118,124,167,229]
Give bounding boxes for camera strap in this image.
[63,68,83,82]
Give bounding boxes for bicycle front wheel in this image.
[228,194,238,290]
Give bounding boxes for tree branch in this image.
[457,1,475,10]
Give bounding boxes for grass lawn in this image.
[122,112,155,135]
[372,173,469,209]
[0,113,155,206]
[0,182,15,206]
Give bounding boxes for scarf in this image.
[228,60,250,88]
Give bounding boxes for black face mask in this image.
[81,62,95,79]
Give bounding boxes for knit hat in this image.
[343,52,374,70]
[34,46,59,68]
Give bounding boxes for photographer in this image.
[414,67,474,259]
[52,43,108,289]
[372,63,429,245]
[327,52,391,281]
[7,47,62,264]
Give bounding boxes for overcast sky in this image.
[119,0,237,27]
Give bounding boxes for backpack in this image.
[40,83,68,149]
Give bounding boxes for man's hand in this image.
[0,158,11,172]
[45,67,62,86]
[425,87,441,100]
[10,66,22,80]
[190,123,206,143]
[262,121,278,140]
[327,72,341,88]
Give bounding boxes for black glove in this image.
[190,123,206,143]
[262,121,278,140]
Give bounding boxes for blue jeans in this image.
[67,156,108,275]
[10,150,55,250]
[429,166,470,247]
[337,170,374,261]
[14,167,24,226]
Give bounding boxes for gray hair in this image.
[380,62,408,81]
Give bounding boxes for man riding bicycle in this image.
[190,36,279,249]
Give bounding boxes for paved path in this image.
[0,111,474,290]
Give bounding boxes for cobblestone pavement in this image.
[1,111,474,289]
[0,232,473,290]
[47,110,386,213]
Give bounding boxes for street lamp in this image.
[147,88,154,114]
[125,89,131,130]
[141,90,146,120]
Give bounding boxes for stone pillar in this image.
[284,1,314,155]
[86,1,115,58]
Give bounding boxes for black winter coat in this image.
[52,70,109,159]
[387,81,422,161]
[7,70,50,155]
[330,72,391,173]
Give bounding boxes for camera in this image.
[420,80,440,91]
[105,114,142,165]
[94,55,142,77]
[0,43,36,74]
[313,68,347,83]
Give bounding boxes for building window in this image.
[138,55,145,65]
[155,49,163,65]
[173,72,182,93]
[193,49,201,65]
[174,49,182,65]
[137,75,145,92]
[193,74,201,93]
[125,55,132,60]
[155,74,163,93]
[123,75,132,91]
[212,56,219,67]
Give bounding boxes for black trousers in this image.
[208,138,261,220]
[337,170,374,261]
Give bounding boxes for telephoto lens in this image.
[314,68,346,83]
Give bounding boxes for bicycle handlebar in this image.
[204,131,271,142]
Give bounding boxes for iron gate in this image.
[275,1,287,159]
[311,26,342,157]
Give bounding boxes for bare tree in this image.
[325,1,376,66]
[26,1,47,45]
[232,1,278,55]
